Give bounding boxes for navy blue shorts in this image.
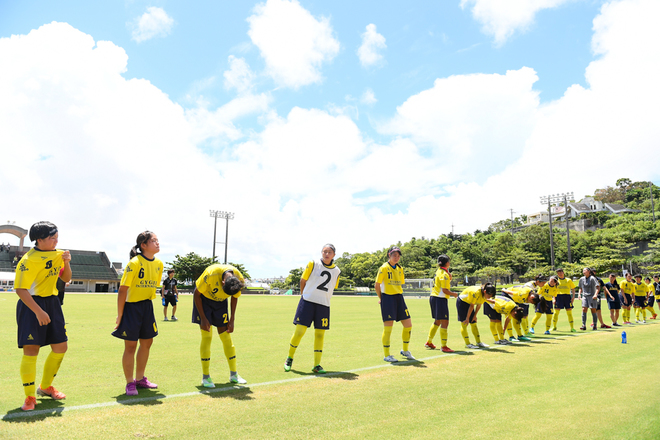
[380,294,410,322]
[620,293,632,307]
[192,295,229,328]
[429,296,449,321]
[162,295,177,307]
[456,299,477,323]
[16,296,68,348]
[112,300,158,341]
[607,297,621,310]
[483,302,501,321]
[634,296,647,308]
[647,296,655,307]
[293,298,330,329]
[535,299,554,314]
[555,294,573,309]
[520,303,529,317]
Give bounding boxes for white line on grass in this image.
[0,327,641,420]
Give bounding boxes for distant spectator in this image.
[161,270,179,321]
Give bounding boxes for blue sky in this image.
[1,0,658,277]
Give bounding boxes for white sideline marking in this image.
[0,328,635,420]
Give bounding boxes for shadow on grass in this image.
[452,350,475,356]
[196,385,255,401]
[2,400,65,422]
[113,389,165,406]
[392,360,427,368]
[481,348,513,354]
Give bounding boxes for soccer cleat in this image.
[126,381,138,396]
[600,324,611,329]
[37,386,66,400]
[641,320,647,324]
[465,344,479,349]
[652,314,657,319]
[312,365,326,374]
[591,323,596,329]
[494,340,503,345]
[284,357,293,372]
[529,328,535,334]
[571,328,577,332]
[135,376,157,389]
[624,321,632,325]
[579,326,586,331]
[400,350,416,360]
[518,336,531,342]
[477,342,489,349]
[635,320,641,324]
[612,323,621,326]
[425,341,436,349]
[544,331,550,335]
[441,346,455,353]
[171,316,178,321]
[384,355,398,362]
[21,396,37,411]
[202,377,215,388]
[509,336,518,342]
[230,373,247,384]
[552,327,557,331]
[525,332,534,337]
[163,316,168,321]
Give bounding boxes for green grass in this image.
[1,292,659,439]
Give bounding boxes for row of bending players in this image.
[13,222,660,411]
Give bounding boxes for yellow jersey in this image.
[620,280,635,296]
[556,277,575,296]
[121,254,164,302]
[376,262,404,295]
[196,264,245,302]
[430,268,451,298]
[14,248,64,297]
[491,296,517,317]
[634,282,647,297]
[507,285,532,304]
[459,286,485,305]
[538,283,558,301]
[644,282,654,295]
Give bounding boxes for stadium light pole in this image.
[540,192,573,270]
[209,210,235,263]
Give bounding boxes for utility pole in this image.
[540,192,573,270]
[209,210,235,263]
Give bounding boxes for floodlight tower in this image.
[209,210,235,263]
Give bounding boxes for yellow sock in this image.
[40,352,65,389]
[507,325,514,338]
[642,308,647,320]
[460,323,470,345]
[219,331,237,372]
[513,320,522,337]
[489,321,498,341]
[553,309,560,327]
[623,309,629,322]
[566,309,574,329]
[427,324,439,343]
[545,314,552,331]
[635,308,640,321]
[532,313,542,327]
[200,329,213,375]
[496,322,504,340]
[313,329,325,366]
[521,317,529,333]
[439,328,448,347]
[20,355,37,398]
[470,323,481,344]
[646,306,655,317]
[288,324,307,359]
[382,326,393,356]
[402,327,412,351]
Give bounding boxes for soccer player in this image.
[605,274,622,326]
[654,275,660,311]
[112,231,163,396]
[375,246,415,362]
[193,263,247,387]
[284,244,340,374]
[591,270,612,329]
[456,283,496,349]
[531,275,559,335]
[522,275,547,336]
[553,268,576,332]
[500,285,537,341]
[484,295,525,345]
[643,276,657,319]
[426,254,458,353]
[14,221,71,411]
[619,273,635,324]
[578,267,599,330]
[161,269,179,321]
[632,274,648,323]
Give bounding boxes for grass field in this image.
[1,291,659,439]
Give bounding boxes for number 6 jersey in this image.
[301,260,341,307]
[121,254,164,302]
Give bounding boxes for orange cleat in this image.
[424,342,436,349]
[21,396,37,411]
[37,386,66,400]
[441,346,455,353]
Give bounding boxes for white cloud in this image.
[130,6,174,43]
[247,0,340,88]
[360,88,377,105]
[357,23,386,67]
[223,55,256,93]
[461,0,572,45]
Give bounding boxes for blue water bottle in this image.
[622,331,627,344]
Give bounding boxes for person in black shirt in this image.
[161,270,179,321]
[605,273,622,326]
